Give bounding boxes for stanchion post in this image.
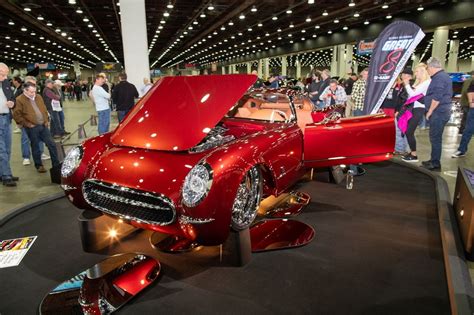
[55,141,65,162]
[77,124,87,139]
[90,114,97,126]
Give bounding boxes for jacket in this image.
[43,87,60,112]
[1,80,14,120]
[13,94,49,127]
[112,80,139,111]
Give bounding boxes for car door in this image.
[303,114,395,168]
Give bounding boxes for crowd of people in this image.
[0,57,473,188]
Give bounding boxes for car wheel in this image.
[231,166,262,230]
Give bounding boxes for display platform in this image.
[0,162,452,314]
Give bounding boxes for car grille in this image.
[82,179,176,225]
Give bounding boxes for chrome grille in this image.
[82,179,175,225]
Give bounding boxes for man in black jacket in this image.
[0,63,18,186]
[112,73,139,122]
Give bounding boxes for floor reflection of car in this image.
[61,74,394,246]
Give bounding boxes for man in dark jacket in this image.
[42,79,64,138]
[422,57,453,171]
[112,73,139,122]
[0,63,18,186]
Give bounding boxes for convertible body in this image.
[62,74,394,245]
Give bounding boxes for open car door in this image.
[303,114,395,168]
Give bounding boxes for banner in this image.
[96,62,122,73]
[357,40,375,55]
[26,63,56,71]
[363,21,425,115]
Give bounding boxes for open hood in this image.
[111,74,257,151]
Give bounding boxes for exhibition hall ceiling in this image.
[0,0,472,70]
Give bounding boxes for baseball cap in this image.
[45,78,54,84]
[54,79,64,86]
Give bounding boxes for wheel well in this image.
[256,163,277,197]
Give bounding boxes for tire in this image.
[231,166,262,230]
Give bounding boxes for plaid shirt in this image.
[320,85,347,107]
[351,79,366,111]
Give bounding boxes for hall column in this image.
[344,44,353,77]
[246,62,251,74]
[330,45,338,75]
[221,66,226,74]
[257,60,263,78]
[228,64,233,74]
[412,54,420,66]
[295,58,301,79]
[281,56,287,76]
[337,44,345,78]
[263,58,269,79]
[431,26,449,68]
[447,39,459,72]
[120,0,150,89]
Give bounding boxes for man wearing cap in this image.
[0,63,18,186]
[43,79,64,138]
[421,57,453,171]
[13,81,60,173]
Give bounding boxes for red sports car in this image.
[61,74,394,245]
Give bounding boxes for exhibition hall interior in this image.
[0,0,474,313]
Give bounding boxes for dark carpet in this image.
[0,161,450,314]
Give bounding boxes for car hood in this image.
[111,74,257,151]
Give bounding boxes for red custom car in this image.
[61,74,394,246]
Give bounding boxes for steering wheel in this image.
[270,109,289,123]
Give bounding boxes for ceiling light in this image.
[228,21,234,25]
[160,20,166,24]
[322,10,328,16]
[353,12,360,17]
[163,12,170,17]
[76,8,83,13]
[343,26,348,30]
[37,15,44,20]
[258,23,263,27]
[61,32,67,36]
[193,21,198,24]
[328,30,333,34]
[8,21,14,25]
[200,13,206,18]
[24,7,31,12]
[349,0,355,7]
[167,2,174,9]
[272,16,278,20]
[251,6,257,12]
[382,3,389,9]
[208,3,214,10]
[334,19,339,23]
[21,27,27,32]
[364,20,369,25]
[46,22,52,26]
[306,17,311,22]
[239,13,245,19]
[417,5,424,11]
[87,24,93,27]
[308,0,315,3]
[83,17,89,22]
[286,10,292,14]
[315,25,320,29]
[386,14,392,19]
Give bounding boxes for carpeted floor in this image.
[0,161,450,314]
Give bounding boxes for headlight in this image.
[182,163,213,207]
[61,146,83,177]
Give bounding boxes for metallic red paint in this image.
[62,75,395,246]
[111,74,257,151]
[250,219,315,252]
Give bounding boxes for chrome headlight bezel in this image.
[61,146,83,177]
[182,163,213,208]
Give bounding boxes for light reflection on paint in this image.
[150,133,157,138]
[200,93,210,103]
[202,127,211,133]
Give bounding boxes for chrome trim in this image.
[60,184,77,191]
[82,179,176,226]
[179,215,215,225]
[231,166,262,230]
[182,162,214,208]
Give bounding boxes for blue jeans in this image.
[352,109,364,117]
[117,110,129,123]
[458,108,474,154]
[25,125,60,169]
[0,115,12,180]
[97,109,110,135]
[395,118,408,152]
[428,113,450,167]
[58,111,65,132]
[21,129,44,159]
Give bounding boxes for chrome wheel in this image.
[231,166,262,230]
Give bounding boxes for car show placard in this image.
[0,236,37,268]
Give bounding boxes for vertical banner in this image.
[363,21,425,115]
